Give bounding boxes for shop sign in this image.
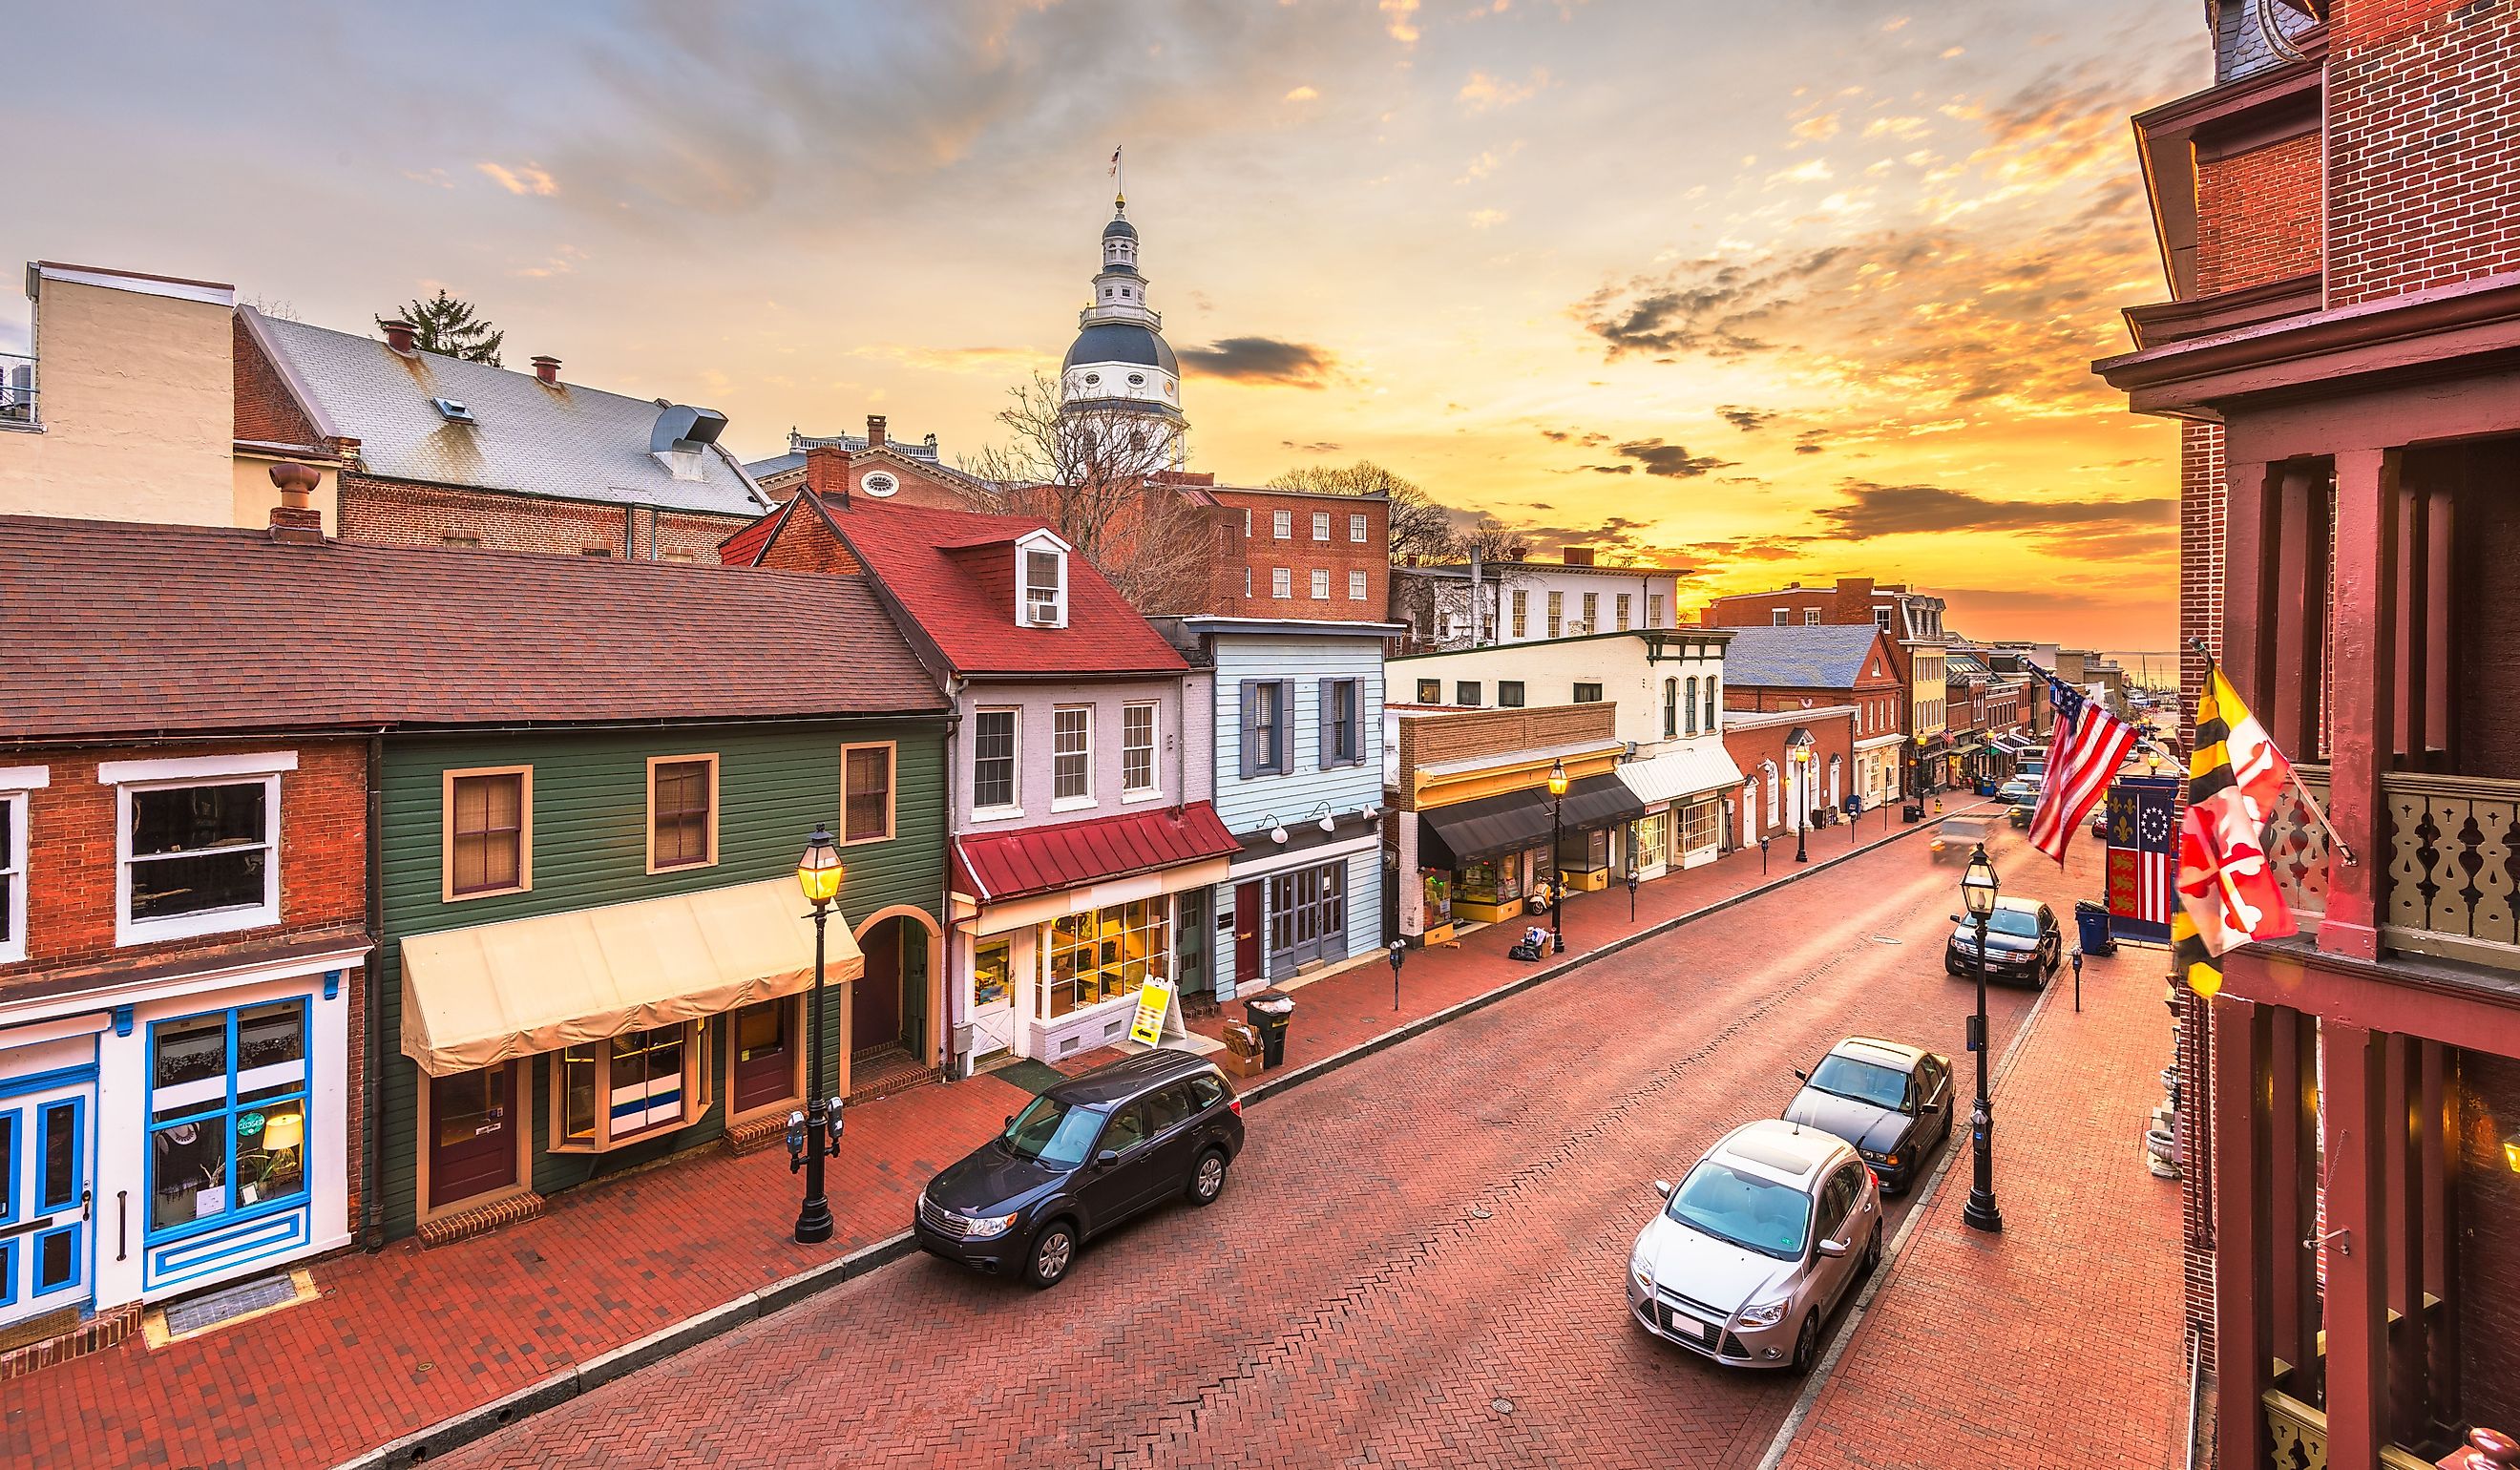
[1129,977,1178,1047]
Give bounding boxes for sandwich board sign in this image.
[1128,976,1184,1047]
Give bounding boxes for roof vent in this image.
[650,404,728,454]
[431,397,475,425]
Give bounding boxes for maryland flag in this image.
[2173,664,2299,997]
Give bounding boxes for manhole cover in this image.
[1469,1207,1493,1220]
[1492,1398,1515,1415]
[162,1272,298,1337]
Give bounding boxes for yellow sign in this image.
[1128,977,1177,1047]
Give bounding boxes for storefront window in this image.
[1680,800,1722,854]
[974,937,1012,1009]
[1456,856,1523,905]
[1634,811,1671,867]
[1040,899,1169,1018]
[1420,870,1452,924]
[555,1021,700,1149]
[148,1000,308,1238]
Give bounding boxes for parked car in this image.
[914,1048,1245,1289]
[2090,802,2112,839]
[1944,895,2062,984]
[1628,1119,1882,1371]
[1781,1038,1954,1194]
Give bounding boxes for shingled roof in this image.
[1713,622,1895,690]
[0,515,945,741]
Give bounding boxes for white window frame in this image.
[1616,594,1631,631]
[1310,569,1331,600]
[1310,511,1330,542]
[1272,510,1292,540]
[1648,594,1666,628]
[1348,569,1368,601]
[1546,591,1564,638]
[1772,609,1791,626]
[1804,608,1822,626]
[116,769,285,946]
[972,707,1022,818]
[0,766,43,965]
[1052,705,1094,810]
[1349,513,1368,543]
[1271,567,1292,599]
[1015,531,1068,628]
[1121,703,1161,801]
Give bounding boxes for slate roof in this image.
[818,499,1188,678]
[0,514,944,741]
[1713,623,1894,690]
[246,308,772,518]
[952,803,1237,904]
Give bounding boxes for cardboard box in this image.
[1222,1021,1263,1056]
[1220,1047,1265,1080]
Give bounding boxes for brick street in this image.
[440,826,2150,1470]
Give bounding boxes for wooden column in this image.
[2383,1033,2424,1445]
[2320,450,2400,960]
[2323,1021,2392,1470]
[2272,463,2330,758]
[2424,483,2455,767]
[2224,460,2278,711]
[2214,997,2275,1470]
[2269,1007,2321,1383]
[2421,1041,2458,1428]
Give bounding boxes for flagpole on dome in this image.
[2185,637,2355,866]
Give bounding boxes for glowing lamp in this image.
[1546,758,1568,799]
[2504,1137,2519,1174]
[260,1109,304,1154]
[797,825,845,905]
[1961,844,1999,919]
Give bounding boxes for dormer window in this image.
[1019,538,1067,627]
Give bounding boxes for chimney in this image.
[531,354,561,386]
[1561,546,1596,568]
[267,462,325,544]
[865,413,888,449]
[379,318,417,355]
[805,443,850,505]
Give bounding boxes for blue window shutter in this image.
[1317,679,1335,769]
[1237,680,1260,779]
[1278,682,1296,774]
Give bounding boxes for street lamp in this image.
[790,825,847,1245]
[1791,744,1812,864]
[1960,843,2004,1235]
[1546,756,1568,955]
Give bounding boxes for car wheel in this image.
[1026,1221,1078,1291]
[1862,1225,1883,1275]
[1791,1312,1821,1373]
[1187,1148,1228,1207]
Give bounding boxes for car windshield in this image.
[1979,909,2041,939]
[1002,1095,1108,1170]
[1665,1161,1813,1261]
[1806,1055,1909,1111]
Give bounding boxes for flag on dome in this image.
[2026,677,2139,863]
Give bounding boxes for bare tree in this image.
[959,373,1218,612]
[1459,517,1534,563]
[1266,459,1459,563]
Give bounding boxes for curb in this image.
[332,806,1974,1469]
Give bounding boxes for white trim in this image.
[1224,830,1379,881]
[33,262,237,307]
[0,1011,110,1049]
[1052,704,1093,805]
[98,751,298,785]
[970,706,1021,816]
[1120,701,1161,800]
[0,790,23,964]
[114,772,284,947]
[0,765,51,792]
[0,944,370,1030]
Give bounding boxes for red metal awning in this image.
[953,801,1240,905]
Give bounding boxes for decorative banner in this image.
[2108,776,2179,946]
[1128,976,1178,1047]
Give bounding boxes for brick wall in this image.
[1719,711,1857,840]
[1206,488,1390,620]
[2328,0,2520,306]
[2459,1046,2520,1433]
[232,316,321,448]
[2178,415,2227,1356]
[337,474,750,562]
[1392,703,1616,804]
[2196,131,2325,295]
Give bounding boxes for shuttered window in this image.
[449,771,527,896]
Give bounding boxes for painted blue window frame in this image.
[34,1095,82,1214]
[144,998,312,1248]
[0,1109,16,1229]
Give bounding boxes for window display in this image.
[148,1000,308,1237]
[1040,899,1170,1018]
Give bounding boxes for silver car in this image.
[1627,1118,1882,1371]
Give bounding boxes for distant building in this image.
[1712,623,1909,808]
[1701,577,1948,797]
[1059,189,1186,466]
[1389,547,1686,654]
[742,417,975,509]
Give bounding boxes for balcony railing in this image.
[2266,765,2331,920]
[2383,771,2520,971]
[0,350,32,427]
[2261,1389,2435,1470]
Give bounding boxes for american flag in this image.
[2138,848,2174,927]
[2027,677,2139,863]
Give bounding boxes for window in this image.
[1240,681,1292,777]
[1311,569,1331,599]
[1456,681,1481,707]
[1243,509,1252,536]
[1648,594,1666,628]
[1348,570,1368,601]
[842,743,894,842]
[1804,609,1822,626]
[1511,590,1529,640]
[1772,609,1791,626]
[1271,567,1292,599]
[1122,704,1159,796]
[1267,862,1348,974]
[1272,510,1292,539]
[442,768,528,901]
[1705,678,1718,731]
[1573,682,1604,704]
[1349,513,1368,543]
[148,1000,307,1240]
[1663,679,1679,739]
[1319,679,1362,766]
[974,709,1019,812]
[1873,607,1892,629]
[1616,595,1632,631]
[1312,511,1331,541]
[1040,898,1169,1018]
[1416,679,1441,704]
[1020,545,1066,627]
[863,472,899,497]
[1054,708,1092,803]
[0,783,27,965]
[1499,681,1524,708]
[556,1020,704,1150]
[1685,676,1699,734]
[123,774,284,935]
[647,756,716,872]
[1581,592,1598,630]
[1546,592,1564,638]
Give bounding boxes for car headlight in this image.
[1736,1299,1789,1329]
[1630,1253,1652,1292]
[964,1211,1018,1239]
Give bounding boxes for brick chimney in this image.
[531,355,561,386]
[865,413,888,449]
[1562,546,1596,567]
[267,462,325,544]
[379,318,417,355]
[805,443,850,505]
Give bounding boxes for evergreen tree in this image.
[387,288,505,366]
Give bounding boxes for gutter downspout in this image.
[940,684,964,1081]
[360,731,387,1250]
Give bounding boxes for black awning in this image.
[1557,771,1650,830]
[1418,788,1555,870]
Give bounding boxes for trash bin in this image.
[1243,989,1295,1068]
[2074,899,2116,956]
[1900,803,1923,824]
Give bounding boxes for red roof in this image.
[820,499,1187,677]
[953,802,1238,904]
[717,500,790,567]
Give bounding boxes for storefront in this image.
[1615,744,1745,873]
[1855,734,1904,811]
[1418,788,1560,926]
[1210,820,1383,1002]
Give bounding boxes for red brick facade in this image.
[2196,131,2325,295]
[336,473,749,562]
[1199,487,1390,620]
[233,316,324,449]
[774,441,972,512]
[1720,710,1856,842]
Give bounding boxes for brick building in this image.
[1158,475,1390,620]
[742,416,976,509]
[1703,578,1950,800]
[1719,705,1857,850]
[1715,623,1909,810]
[2095,2,2520,1463]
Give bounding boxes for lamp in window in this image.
[2506,1136,2520,1174]
[259,1109,304,1156]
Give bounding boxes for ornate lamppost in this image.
[1546,756,1568,955]
[1960,844,2004,1234]
[1791,743,1812,864]
[790,826,846,1244]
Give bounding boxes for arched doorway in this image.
[849,909,941,1085]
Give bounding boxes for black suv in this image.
[914,1048,1245,1289]
[1944,895,2062,985]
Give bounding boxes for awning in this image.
[399,877,861,1077]
[1559,772,1651,830]
[1418,789,1554,870]
[955,801,1240,905]
[1618,746,1746,808]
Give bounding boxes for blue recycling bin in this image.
[2074,900,2116,956]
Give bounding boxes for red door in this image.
[852,920,901,1054]
[429,1061,518,1210]
[1234,881,1263,988]
[731,998,796,1115]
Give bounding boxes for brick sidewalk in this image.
[1774,912,2188,1469]
[1,803,1963,1470]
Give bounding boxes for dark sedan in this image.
[915,1048,1244,1289]
[1944,895,2062,985]
[1781,1038,1954,1194]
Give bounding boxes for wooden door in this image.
[429,1061,518,1210]
[1233,881,1263,989]
[731,998,796,1115]
[852,919,902,1054]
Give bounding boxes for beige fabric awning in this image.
[400,876,865,1077]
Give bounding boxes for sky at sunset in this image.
[5,1,2213,648]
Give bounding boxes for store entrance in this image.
[0,1073,93,1330]
[428,1060,518,1212]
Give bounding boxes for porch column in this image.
[2269,1007,2320,1383]
[2270,463,2330,758]
[2322,1021,2391,1470]
[2213,996,2275,1470]
[2420,1040,2458,1428]
[2383,1033,2424,1446]
[2320,450,2400,961]
[2221,460,2276,710]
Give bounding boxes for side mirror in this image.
[1652,1179,1674,1200]
[1792,1067,1808,1082]
[1948,914,1964,924]
[1096,1149,1122,1167]
[1005,1115,1016,1127]
[1817,1238,1849,1259]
